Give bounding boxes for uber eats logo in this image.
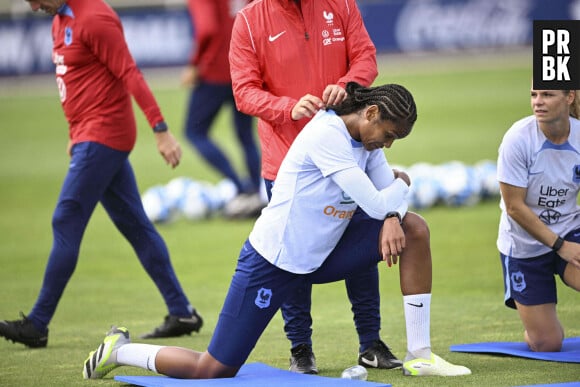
[533,20,580,90]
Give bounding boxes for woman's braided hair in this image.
[328,82,417,138]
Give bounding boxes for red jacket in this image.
[188,0,246,83]
[230,0,377,180]
[52,0,164,151]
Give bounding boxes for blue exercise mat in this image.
[450,337,580,363]
[114,362,391,386]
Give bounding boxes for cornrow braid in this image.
[328,82,417,138]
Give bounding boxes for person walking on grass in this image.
[83,82,472,380]
[0,0,203,348]
[497,87,580,352]
[229,0,401,374]
[182,0,264,219]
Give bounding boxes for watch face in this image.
[154,122,168,132]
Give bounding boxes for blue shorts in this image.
[207,210,383,367]
[500,229,579,309]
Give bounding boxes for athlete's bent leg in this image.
[155,347,238,379]
[516,302,563,352]
[345,266,381,350]
[397,212,432,295]
[281,285,314,349]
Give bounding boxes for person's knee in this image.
[52,200,82,230]
[186,130,206,146]
[402,212,430,242]
[563,265,580,291]
[526,331,563,352]
[196,352,239,379]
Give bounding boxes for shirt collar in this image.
[57,2,74,18]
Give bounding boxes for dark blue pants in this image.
[29,142,192,331]
[263,179,381,352]
[184,81,261,193]
[208,211,384,367]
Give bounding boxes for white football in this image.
[437,161,481,207]
[141,185,172,223]
[165,176,194,211]
[180,182,211,220]
[407,163,441,209]
[204,178,237,212]
[474,159,500,198]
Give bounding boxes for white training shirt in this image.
[497,115,580,258]
[249,109,409,274]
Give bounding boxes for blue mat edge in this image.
[113,362,391,386]
[450,337,580,363]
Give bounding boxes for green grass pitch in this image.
[0,49,578,386]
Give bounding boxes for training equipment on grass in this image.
[141,185,173,223]
[437,161,482,207]
[141,159,502,223]
[474,159,500,198]
[142,177,240,223]
[164,176,195,211]
[399,159,500,210]
[179,181,212,220]
[450,337,580,363]
[407,162,441,209]
[341,365,368,380]
[114,362,391,386]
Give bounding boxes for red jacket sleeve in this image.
[84,13,164,128]
[336,0,378,88]
[229,11,296,127]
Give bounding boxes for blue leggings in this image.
[264,180,381,352]
[29,142,192,331]
[208,211,384,367]
[184,81,261,193]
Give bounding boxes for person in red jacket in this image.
[182,0,263,218]
[0,0,202,348]
[228,0,401,373]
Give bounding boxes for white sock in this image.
[117,343,163,373]
[403,293,432,360]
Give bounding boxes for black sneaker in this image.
[0,312,48,348]
[289,344,318,374]
[140,310,203,339]
[358,339,403,369]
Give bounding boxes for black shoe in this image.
[140,310,203,339]
[0,312,48,348]
[289,344,318,374]
[358,339,403,369]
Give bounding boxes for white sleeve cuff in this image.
[331,167,409,220]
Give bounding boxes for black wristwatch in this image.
[153,121,168,133]
[552,236,564,251]
[385,211,402,224]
